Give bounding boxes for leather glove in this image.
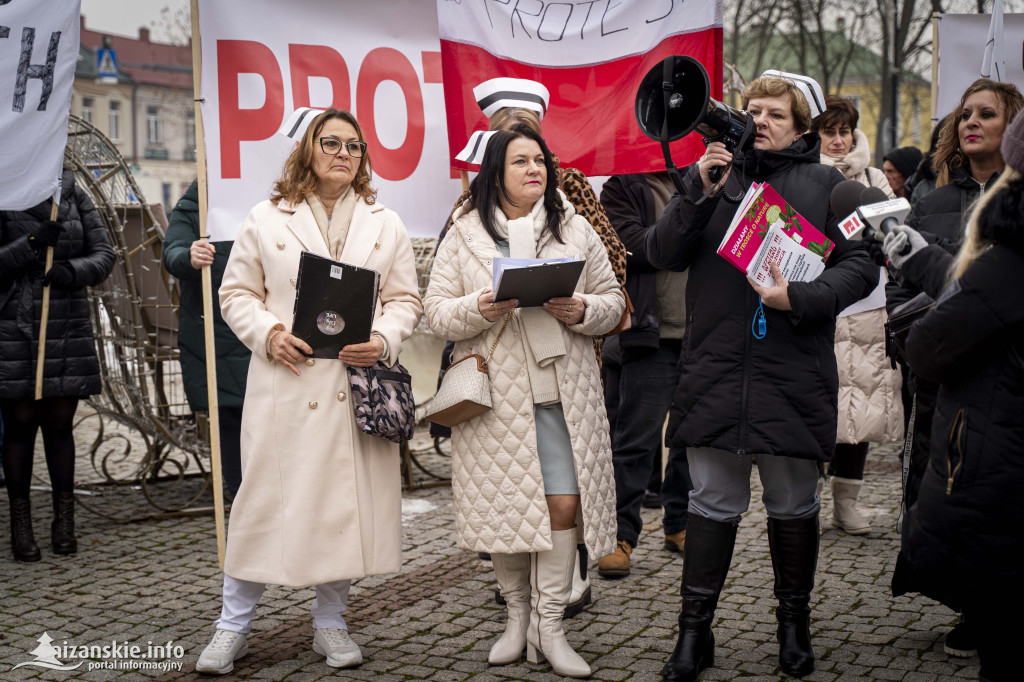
[42,261,75,288]
[29,220,63,249]
[883,225,928,269]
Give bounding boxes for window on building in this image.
[184,113,196,160]
[109,101,121,141]
[147,106,163,145]
[912,98,921,144]
[81,97,94,124]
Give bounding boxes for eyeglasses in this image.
[319,137,367,158]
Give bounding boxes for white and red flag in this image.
[438,0,723,177]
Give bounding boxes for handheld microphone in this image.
[830,182,911,240]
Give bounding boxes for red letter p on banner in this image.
[217,40,284,179]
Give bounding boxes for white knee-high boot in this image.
[489,552,531,665]
[526,528,591,678]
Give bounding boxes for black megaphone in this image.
[635,55,754,192]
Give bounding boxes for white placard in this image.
[0,0,80,210]
[936,13,1024,120]
[197,0,460,240]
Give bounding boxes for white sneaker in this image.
[313,628,363,668]
[195,629,247,675]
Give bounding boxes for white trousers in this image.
[215,574,352,634]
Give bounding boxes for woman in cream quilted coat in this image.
[425,126,623,678]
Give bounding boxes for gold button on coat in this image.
[374,241,381,249]
[308,401,318,409]
[276,241,285,250]
[305,358,315,367]
[337,392,346,402]
[290,278,297,287]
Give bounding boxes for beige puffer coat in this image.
[424,196,623,557]
[835,303,904,445]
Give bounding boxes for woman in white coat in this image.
[811,96,903,535]
[425,126,623,678]
[195,109,422,675]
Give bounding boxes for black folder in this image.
[291,252,380,358]
[494,259,586,308]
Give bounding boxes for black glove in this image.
[29,220,63,249]
[42,261,75,288]
[861,230,888,267]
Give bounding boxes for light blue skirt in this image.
[535,403,580,495]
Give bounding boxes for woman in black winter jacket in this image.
[902,118,1024,681]
[647,75,875,681]
[882,80,1023,655]
[0,171,115,561]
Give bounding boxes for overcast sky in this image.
[80,0,191,43]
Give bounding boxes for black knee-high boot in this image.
[768,516,819,678]
[662,515,738,682]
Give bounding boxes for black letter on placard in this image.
[539,3,573,41]
[13,28,61,112]
[511,0,543,39]
[0,27,9,39]
[483,0,512,30]
[0,1,13,6]
[646,0,673,23]
[575,0,600,39]
[601,0,627,36]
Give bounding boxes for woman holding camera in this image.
[646,74,875,681]
[425,125,623,678]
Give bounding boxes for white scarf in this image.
[492,199,566,405]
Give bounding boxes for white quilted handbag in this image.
[426,312,513,427]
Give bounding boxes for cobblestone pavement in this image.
[0,426,978,681]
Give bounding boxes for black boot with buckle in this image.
[9,497,41,562]
[662,515,738,682]
[768,515,819,678]
[51,491,77,555]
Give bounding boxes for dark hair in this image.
[469,125,565,243]
[812,96,859,132]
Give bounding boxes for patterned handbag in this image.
[346,361,415,443]
[425,312,513,427]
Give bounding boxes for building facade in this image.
[75,18,196,214]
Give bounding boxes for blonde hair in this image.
[271,108,376,205]
[934,79,1024,187]
[952,167,1022,279]
[742,76,813,136]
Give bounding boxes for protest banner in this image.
[0,0,79,210]
[197,0,457,240]
[438,0,723,177]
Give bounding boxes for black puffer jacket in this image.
[162,181,249,411]
[0,172,116,398]
[646,134,876,461]
[901,233,1024,609]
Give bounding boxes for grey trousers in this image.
[687,447,820,523]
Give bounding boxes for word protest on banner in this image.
[198,0,459,240]
[935,12,1024,120]
[0,0,80,211]
[438,0,723,177]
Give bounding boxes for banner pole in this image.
[34,201,59,400]
[191,0,226,569]
[460,170,469,192]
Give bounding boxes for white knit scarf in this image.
[492,199,566,405]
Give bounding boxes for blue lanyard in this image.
[752,296,766,339]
